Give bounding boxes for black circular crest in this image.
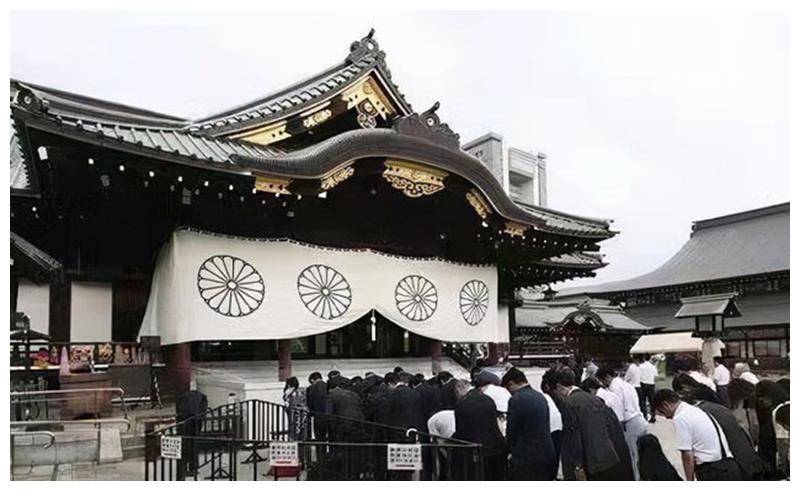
[395,275,438,321]
[459,280,489,326]
[297,265,352,320]
[197,255,265,317]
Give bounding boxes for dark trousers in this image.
[551,430,563,463]
[483,453,508,481]
[696,458,743,481]
[510,459,557,480]
[640,383,655,419]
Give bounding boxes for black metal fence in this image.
[145,399,483,481]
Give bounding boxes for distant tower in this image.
[462,133,548,207]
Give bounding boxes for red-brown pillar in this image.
[430,340,443,375]
[487,343,499,366]
[168,342,192,397]
[278,339,292,381]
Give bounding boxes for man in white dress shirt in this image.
[712,357,731,408]
[653,389,742,480]
[598,366,647,480]
[638,355,658,422]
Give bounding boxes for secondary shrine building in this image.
[559,203,789,369]
[10,31,615,391]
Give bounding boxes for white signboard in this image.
[387,444,423,471]
[160,436,182,460]
[269,442,299,467]
[139,229,505,345]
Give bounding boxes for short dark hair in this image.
[580,376,602,392]
[554,367,576,388]
[653,389,680,410]
[595,366,615,381]
[437,371,453,383]
[501,367,527,387]
[309,372,322,383]
[672,373,700,392]
[328,370,340,379]
[393,366,404,374]
[398,372,413,385]
[541,369,557,393]
[384,372,399,385]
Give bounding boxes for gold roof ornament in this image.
[503,221,528,238]
[382,160,448,198]
[254,175,292,195]
[466,189,493,219]
[231,121,290,146]
[320,165,355,190]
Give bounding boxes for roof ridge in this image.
[692,202,789,234]
[516,201,612,229]
[10,79,188,125]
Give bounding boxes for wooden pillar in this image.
[49,280,71,342]
[278,339,292,381]
[430,340,443,375]
[168,342,192,397]
[487,343,499,366]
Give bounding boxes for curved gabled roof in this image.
[9,29,615,245]
[189,30,413,136]
[560,202,790,296]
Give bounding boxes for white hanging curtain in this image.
[139,229,506,345]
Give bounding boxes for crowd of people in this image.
[279,356,789,481]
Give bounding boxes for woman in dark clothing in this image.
[728,378,759,445]
[776,378,790,397]
[636,434,682,481]
[755,380,789,479]
[672,373,721,404]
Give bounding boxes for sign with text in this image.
[387,444,423,471]
[160,436,181,460]
[269,442,299,467]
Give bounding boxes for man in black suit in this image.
[387,372,425,434]
[307,372,328,441]
[453,381,507,480]
[501,368,557,480]
[413,373,442,421]
[553,368,628,480]
[437,371,458,410]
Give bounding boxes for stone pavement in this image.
[12,457,146,481]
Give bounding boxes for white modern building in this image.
[462,132,548,207]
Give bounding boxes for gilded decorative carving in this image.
[382,160,448,198]
[503,221,528,238]
[342,76,395,127]
[302,109,333,129]
[254,175,292,195]
[232,121,290,145]
[320,165,355,190]
[466,189,492,219]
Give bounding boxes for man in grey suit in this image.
[553,368,632,480]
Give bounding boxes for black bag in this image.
[695,413,744,481]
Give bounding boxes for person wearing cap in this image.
[501,367,557,480]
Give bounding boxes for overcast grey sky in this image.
[10,11,790,289]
